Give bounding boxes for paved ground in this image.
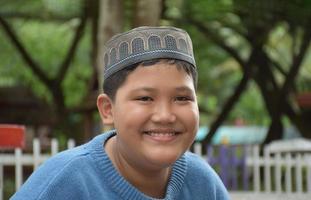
[229,192,311,200]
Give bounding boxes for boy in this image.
[11,26,229,200]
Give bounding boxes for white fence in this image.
[2,138,311,199]
[248,145,311,194]
[0,138,75,200]
[193,139,311,195]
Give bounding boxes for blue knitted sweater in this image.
[11,131,229,200]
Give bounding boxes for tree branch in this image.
[202,70,250,145]
[262,51,287,76]
[188,18,247,71]
[257,50,279,90]
[218,19,249,40]
[56,3,88,83]
[263,22,311,144]
[202,47,261,144]
[278,22,311,109]
[84,0,100,93]
[0,16,51,86]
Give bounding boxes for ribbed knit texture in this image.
[11,131,229,200]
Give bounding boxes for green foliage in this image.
[62,26,92,107]
[1,0,311,141]
[0,28,21,86]
[172,0,311,129]
[4,177,15,200]
[0,0,82,18]
[173,1,251,125]
[229,82,270,125]
[0,23,54,104]
[0,0,45,13]
[183,0,233,21]
[297,47,311,92]
[123,0,135,29]
[16,20,72,76]
[0,18,91,106]
[43,0,82,17]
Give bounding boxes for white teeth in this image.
[146,132,176,136]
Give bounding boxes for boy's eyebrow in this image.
[175,86,194,93]
[131,86,194,93]
[131,87,156,93]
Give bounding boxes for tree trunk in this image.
[264,114,283,144]
[133,0,162,27]
[97,0,124,92]
[96,0,124,132]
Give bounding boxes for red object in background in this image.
[0,124,25,149]
[296,92,311,108]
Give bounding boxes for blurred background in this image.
[1,0,311,199]
[1,0,310,146]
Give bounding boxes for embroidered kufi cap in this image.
[103,26,196,79]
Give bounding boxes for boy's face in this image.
[98,62,199,170]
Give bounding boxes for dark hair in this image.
[103,59,197,101]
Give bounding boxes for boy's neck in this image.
[104,136,171,198]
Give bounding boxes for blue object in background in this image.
[195,126,301,144]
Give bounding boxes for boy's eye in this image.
[175,96,193,102]
[136,96,153,101]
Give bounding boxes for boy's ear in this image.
[97,94,114,125]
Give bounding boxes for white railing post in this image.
[275,152,282,193]
[1,138,76,197]
[33,139,40,170]
[285,153,292,193]
[0,164,3,200]
[263,147,271,193]
[244,139,311,194]
[194,143,202,157]
[253,145,260,192]
[51,139,58,156]
[306,155,311,193]
[295,154,302,193]
[67,139,75,149]
[14,148,22,191]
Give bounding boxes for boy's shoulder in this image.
[11,133,110,200]
[182,151,229,199]
[184,151,214,175]
[11,145,90,199]
[183,151,221,183]
[33,131,112,173]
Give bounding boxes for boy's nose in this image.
[151,103,176,124]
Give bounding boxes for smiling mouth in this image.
[143,130,181,141]
[144,131,178,136]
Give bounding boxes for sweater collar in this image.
[88,130,187,200]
